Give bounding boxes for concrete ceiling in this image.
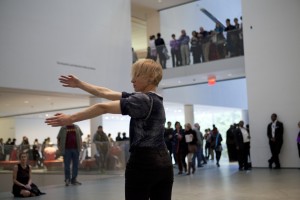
[131,0,197,11]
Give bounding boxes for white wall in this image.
[0,118,15,140]
[0,0,132,143]
[0,0,132,94]
[163,78,248,109]
[243,0,300,167]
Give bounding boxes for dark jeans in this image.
[171,49,181,67]
[215,150,222,163]
[125,148,173,200]
[63,149,79,181]
[157,51,167,69]
[192,145,205,166]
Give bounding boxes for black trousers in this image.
[227,143,238,162]
[237,142,250,169]
[269,142,282,167]
[125,148,173,200]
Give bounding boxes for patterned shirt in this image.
[65,125,77,149]
[120,92,166,152]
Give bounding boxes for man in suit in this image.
[234,121,250,171]
[267,113,284,169]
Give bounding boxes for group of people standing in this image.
[164,121,223,175]
[163,112,289,174]
[226,113,287,171]
[168,17,244,68]
[145,17,243,70]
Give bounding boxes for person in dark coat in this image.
[267,113,284,169]
[173,121,187,174]
[226,124,237,162]
[297,121,300,158]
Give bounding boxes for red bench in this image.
[43,160,64,171]
[0,160,35,170]
[80,159,98,170]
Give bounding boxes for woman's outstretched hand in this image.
[45,113,72,127]
[59,75,80,88]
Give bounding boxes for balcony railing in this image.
[134,28,244,69]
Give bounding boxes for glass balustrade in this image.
[0,142,129,175]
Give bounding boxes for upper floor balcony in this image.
[134,28,245,89]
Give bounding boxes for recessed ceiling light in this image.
[24,101,29,104]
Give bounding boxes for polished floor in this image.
[0,160,300,200]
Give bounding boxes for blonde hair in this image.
[185,123,192,129]
[131,59,163,86]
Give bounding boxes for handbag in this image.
[162,47,170,60]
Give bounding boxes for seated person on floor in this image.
[12,152,45,197]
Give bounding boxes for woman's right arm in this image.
[59,75,122,100]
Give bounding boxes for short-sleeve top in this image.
[120,92,166,152]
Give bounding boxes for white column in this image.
[184,104,194,125]
[243,0,300,167]
[89,97,103,157]
[241,109,249,125]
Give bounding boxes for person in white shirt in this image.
[235,120,251,171]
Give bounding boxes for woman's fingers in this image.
[45,113,65,126]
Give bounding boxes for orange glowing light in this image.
[208,75,216,86]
